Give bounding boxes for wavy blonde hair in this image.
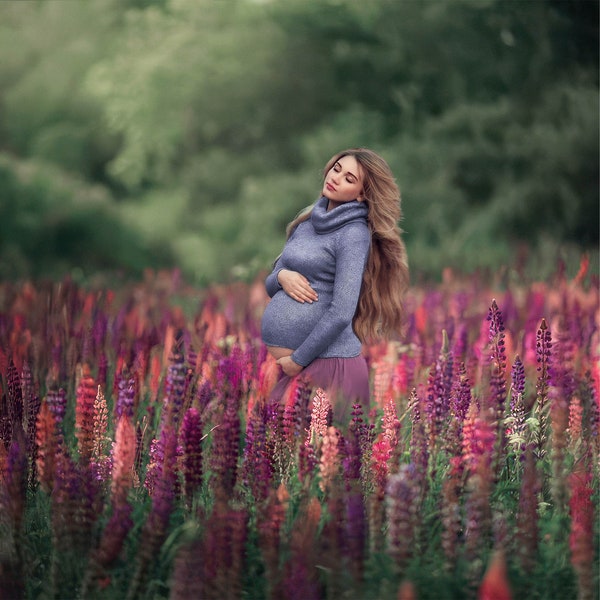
[286,148,409,343]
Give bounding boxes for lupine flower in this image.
[568,451,595,600]
[505,356,527,461]
[533,318,552,461]
[478,550,512,600]
[180,406,204,506]
[567,396,584,456]
[257,484,289,598]
[210,396,241,502]
[440,456,463,570]
[200,500,248,599]
[408,389,429,478]
[386,464,421,573]
[128,424,178,600]
[487,299,508,425]
[319,426,341,494]
[425,330,453,447]
[115,370,136,421]
[35,400,60,493]
[92,385,111,482]
[282,497,322,599]
[307,387,332,443]
[515,445,540,574]
[75,364,97,465]
[111,414,137,504]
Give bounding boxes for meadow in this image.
[0,260,597,599]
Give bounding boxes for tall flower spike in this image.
[487,299,508,426]
[75,364,97,466]
[180,406,204,507]
[569,450,595,600]
[425,330,453,449]
[533,318,552,462]
[92,385,110,482]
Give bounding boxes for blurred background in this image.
[0,0,597,285]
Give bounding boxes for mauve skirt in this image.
[268,355,370,425]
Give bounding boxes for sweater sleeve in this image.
[264,257,284,298]
[291,224,370,367]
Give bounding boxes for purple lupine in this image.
[386,464,421,574]
[180,407,204,506]
[534,318,552,461]
[6,359,23,442]
[46,387,67,422]
[128,424,178,599]
[162,343,189,430]
[408,389,429,478]
[486,299,508,424]
[241,404,272,502]
[210,396,241,502]
[425,330,454,447]
[115,370,136,421]
[507,355,527,459]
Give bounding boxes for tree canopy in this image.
[0,0,597,283]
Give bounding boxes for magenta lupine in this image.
[369,434,393,553]
[440,456,464,570]
[319,426,342,495]
[462,403,496,571]
[22,361,40,486]
[180,406,204,506]
[569,450,595,600]
[534,318,552,462]
[386,463,421,574]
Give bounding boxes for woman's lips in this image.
[326,183,336,192]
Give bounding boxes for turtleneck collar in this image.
[311,196,368,234]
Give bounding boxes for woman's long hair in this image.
[285,148,409,342]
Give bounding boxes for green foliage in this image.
[0,0,597,283]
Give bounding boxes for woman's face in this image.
[322,155,364,209]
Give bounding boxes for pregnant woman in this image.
[261,148,409,423]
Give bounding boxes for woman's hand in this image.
[276,355,304,377]
[278,269,318,303]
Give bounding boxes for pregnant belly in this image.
[261,292,328,350]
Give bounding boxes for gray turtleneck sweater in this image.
[261,196,370,367]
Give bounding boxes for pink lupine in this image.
[307,387,332,443]
[569,451,595,600]
[319,426,342,494]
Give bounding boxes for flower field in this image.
[0,263,598,599]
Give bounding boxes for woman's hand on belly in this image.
[278,269,318,304]
[276,355,303,377]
